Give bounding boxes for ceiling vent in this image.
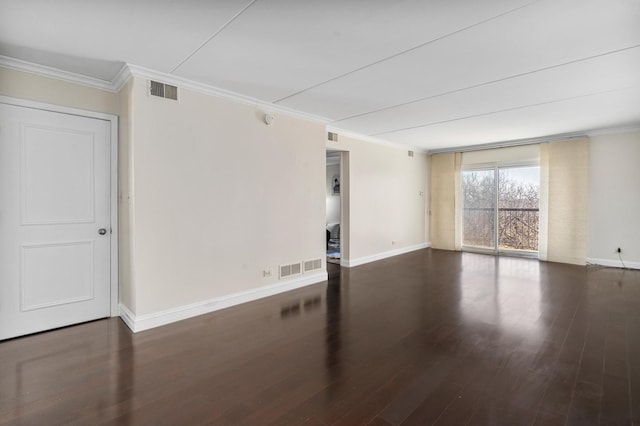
[150,80,178,101]
[328,132,339,142]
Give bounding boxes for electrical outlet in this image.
[262,269,272,278]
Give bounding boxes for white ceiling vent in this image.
[304,259,322,273]
[328,132,338,142]
[279,262,302,279]
[150,80,178,101]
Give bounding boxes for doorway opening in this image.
[462,164,540,256]
[326,151,341,264]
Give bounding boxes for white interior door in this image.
[0,103,111,340]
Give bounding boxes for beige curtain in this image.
[430,152,461,250]
[539,139,590,265]
[430,141,588,263]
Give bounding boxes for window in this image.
[462,165,540,254]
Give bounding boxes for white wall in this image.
[127,77,326,316]
[117,79,135,310]
[326,163,341,225]
[588,131,640,267]
[327,136,429,263]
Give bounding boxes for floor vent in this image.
[150,80,178,101]
[279,262,302,279]
[328,132,338,142]
[304,258,322,273]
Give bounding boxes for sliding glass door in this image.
[462,165,539,254]
[462,169,496,249]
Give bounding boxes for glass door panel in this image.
[462,169,495,249]
[498,167,540,252]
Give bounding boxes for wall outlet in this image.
[262,269,272,278]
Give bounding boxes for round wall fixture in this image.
[264,114,274,125]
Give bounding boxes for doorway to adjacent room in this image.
[326,150,342,264]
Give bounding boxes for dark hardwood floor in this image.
[1,249,640,425]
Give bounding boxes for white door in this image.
[0,103,111,340]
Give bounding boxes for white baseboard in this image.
[586,257,640,270]
[118,304,137,331]
[342,242,431,268]
[118,271,328,333]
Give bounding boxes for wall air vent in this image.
[150,80,178,101]
[328,132,339,142]
[304,258,322,273]
[279,262,302,279]
[408,150,414,157]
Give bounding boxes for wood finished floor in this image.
[1,249,640,425]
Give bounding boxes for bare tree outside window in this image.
[463,167,540,252]
[462,169,495,249]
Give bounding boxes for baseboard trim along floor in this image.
[119,271,328,332]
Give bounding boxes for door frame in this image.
[0,95,119,316]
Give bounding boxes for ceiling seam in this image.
[371,86,637,136]
[170,0,258,74]
[271,0,540,104]
[333,44,640,124]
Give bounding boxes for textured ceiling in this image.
[1,0,639,150]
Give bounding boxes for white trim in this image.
[428,125,640,155]
[118,304,136,331]
[118,271,328,333]
[109,115,119,315]
[111,63,132,92]
[326,126,428,154]
[586,125,640,137]
[342,243,431,268]
[428,133,588,155]
[0,96,116,121]
[0,56,332,126]
[0,95,120,317]
[126,64,329,124]
[0,55,119,92]
[586,257,640,270]
[3,55,639,151]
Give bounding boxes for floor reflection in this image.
[459,253,543,340]
[325,277,342,378]
[4,250,640,424]
[0,318,134,424]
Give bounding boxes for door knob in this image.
[98,228,107,235]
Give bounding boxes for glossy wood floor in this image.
[2,249,640,425]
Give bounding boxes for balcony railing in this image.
[463,207,539,251]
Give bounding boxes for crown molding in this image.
[326,126,428,154]
[0,55,433,149]
[111,63,132,91]
[428,124,640,155]
[586,124,640,137]
[0,55,121,92]
[427,131,590,154]
[126,64,330,124]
